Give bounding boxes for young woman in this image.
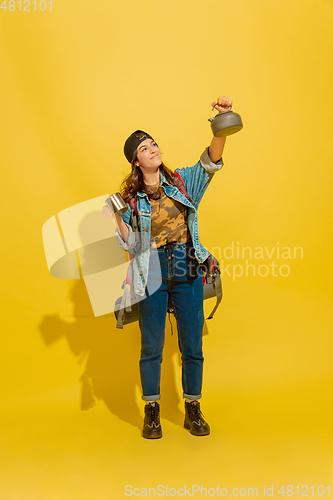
[102,95,232,439]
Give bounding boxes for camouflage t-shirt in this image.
[146,177,190,248]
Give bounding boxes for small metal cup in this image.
[105,192,128,216]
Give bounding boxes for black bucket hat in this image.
[123,130,154,163]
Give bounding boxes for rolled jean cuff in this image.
[183,393,202,400]
[142,394,161,401]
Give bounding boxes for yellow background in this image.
[1,0,333,498]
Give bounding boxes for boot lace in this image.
[187,401,206,425]
[146,403,160,428]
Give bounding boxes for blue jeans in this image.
[137,240,204,402]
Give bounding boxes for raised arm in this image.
[208,96,232,162]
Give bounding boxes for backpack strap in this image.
[128,194,138,216]
[115,195,137,328]
[128,194,139,233]
[202,258,215,286]
[206,273,223,320]
[116,260,135,329]
[202,254,223,320]
[116,279,132,329]
[174,171,188,198]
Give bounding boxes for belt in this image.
[157,239,192,260]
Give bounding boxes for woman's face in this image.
[135,139,161,170]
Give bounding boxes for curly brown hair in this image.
[120,133,182,203]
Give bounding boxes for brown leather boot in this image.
[142,402,162,439]
[184,400,210,436]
